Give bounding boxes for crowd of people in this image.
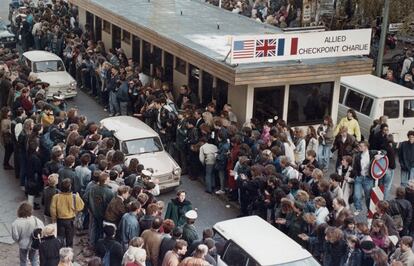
[1,1,414,266]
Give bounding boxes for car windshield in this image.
[33,60,65,73]
[122,137,163,155]
[274,256,321,266]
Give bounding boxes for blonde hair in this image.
[42,224,56,237]
[48,173,59,187]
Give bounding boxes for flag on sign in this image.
[233,40,255,59]
[255,39,277,57]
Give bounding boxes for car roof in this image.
[22,50,63,62]
[341,74,414,99]
[100,116,158,140]
[213,216,313,265]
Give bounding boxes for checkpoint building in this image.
[69,0,372,126]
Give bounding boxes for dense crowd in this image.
[1,1,414,266]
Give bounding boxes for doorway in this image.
[132,35,141,65]
[95,17,102,43]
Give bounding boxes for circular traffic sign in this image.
[370,156,389,180]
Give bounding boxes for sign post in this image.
[368,156,389,221]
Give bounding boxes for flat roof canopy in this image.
[71,0,372,85]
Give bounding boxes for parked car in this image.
[214,216,320,266]
[22,50,77,99]
[0,19,16,48]
[339,74,414,144]
[100,116,181,192]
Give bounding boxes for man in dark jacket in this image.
[331,126,358,167]
[389,187,413,236]
[370,124,389,150]
[57,155,76,190]
[158,227,183,264]
[85,172,114,247]
[382,135,397,200]
[352,141,385,215]
[96,225,123,266]
[399,131,414,187]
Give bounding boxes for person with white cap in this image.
[182,210,199,246]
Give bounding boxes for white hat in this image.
[141,169,152,177]
[185,210,198,219]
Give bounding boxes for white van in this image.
[214,216,320,266]
[339,74,414,144]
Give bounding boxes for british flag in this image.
[255,39,277,57]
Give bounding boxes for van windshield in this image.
[122,137,163,155]
[33,60,65,73]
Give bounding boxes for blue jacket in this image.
[216,141,230,170]
[119,212,140,246]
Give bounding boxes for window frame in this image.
[403,99,414,118]
[383,100,400,119]
[102,20,111,33]
[344,90,374,117]
[287,82,334,126]
[122,30,131,44]
[175,56,187,75]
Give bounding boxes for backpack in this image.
[102,242,114,266]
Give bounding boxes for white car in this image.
[214,216,320,266]
[100,116,181,192]
[22,50,77,99]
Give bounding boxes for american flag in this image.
[232,40,255,59]
[255,39,277,57]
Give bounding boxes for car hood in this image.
[0,30,14,38]
[126,151,177,176]
[36,71,74,87]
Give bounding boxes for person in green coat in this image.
[182,210,199,246]
[165,190,192,227]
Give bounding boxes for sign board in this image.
[230,28,372,64]
[370,156,389,180]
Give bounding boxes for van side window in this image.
[339,85,346,103]
[384,100,400,119]
[403,100,414,118]
[344,90,363,111]
[222,241,249,266]
[360,97,373,116]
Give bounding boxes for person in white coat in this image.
[313,196,329,225]
[199,138,218,194]
[12,202,44,266]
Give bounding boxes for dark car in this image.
[0,19,16,49]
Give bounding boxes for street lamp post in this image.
[375,0,391,77]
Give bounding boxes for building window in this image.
[175,57,187,75]
[254,86,284,126]
[103,20,111,33]
[122,30,131,44]
[287,82,334,125]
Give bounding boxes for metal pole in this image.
[375,0,390,77]
[219,0,222,8]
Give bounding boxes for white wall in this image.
[228,84,250,123]
[121,41,132,58]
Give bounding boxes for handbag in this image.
[31,217,42,250]
[72,194,84,231]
